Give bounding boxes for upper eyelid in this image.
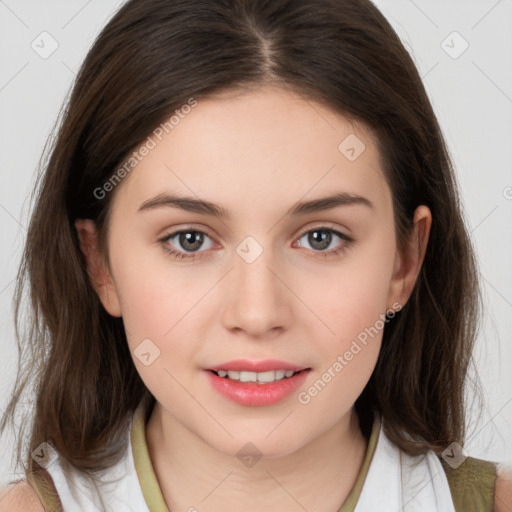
[160,226,217,244]
[160,224,351,250]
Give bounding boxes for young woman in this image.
[1,0,511,510]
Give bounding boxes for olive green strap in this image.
[439,455,497,512]
[26,467,63,512]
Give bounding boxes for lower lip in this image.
[204,369,310,406]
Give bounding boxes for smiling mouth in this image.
[208,368,310,384]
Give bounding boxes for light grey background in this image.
[1,0,511,486]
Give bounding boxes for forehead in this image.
[111,85,391,218]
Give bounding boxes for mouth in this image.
[204,364,312,406]
[206,368,310,384]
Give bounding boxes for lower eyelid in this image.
[296,228,351,247]
[161,230,215,251]
[160,227,352,257]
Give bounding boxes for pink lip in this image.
[206,359,308,372]
[204,368,311,406]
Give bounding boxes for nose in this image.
[220,242,293,339]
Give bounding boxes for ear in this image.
[74,218,122,317]
[387,205,432,309]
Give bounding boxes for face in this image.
[77,84,430,458]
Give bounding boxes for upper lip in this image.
[205,359,310,372]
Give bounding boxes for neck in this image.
[145,402,369,512]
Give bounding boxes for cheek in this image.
[307,239,395,341]
[296,232,395,390]
[298,277,387,412]
[107,237,201,355]
[111,255,204,399]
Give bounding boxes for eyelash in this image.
[157,226,354,261]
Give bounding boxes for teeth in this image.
[238,371,257,382]
[215,369,301,383]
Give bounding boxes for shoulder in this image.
[439,454,497,511]
[439,455,512,512]
[0,481,45,512]
[494,466,512,512]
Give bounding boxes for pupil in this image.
[309,230,331,250]
[181,231,203,251]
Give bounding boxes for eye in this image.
[296,227,354,257]
[158,229,215,260]
[158,226,354,261]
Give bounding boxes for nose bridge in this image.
[221,234,291,335]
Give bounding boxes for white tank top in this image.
[37,400,456,511]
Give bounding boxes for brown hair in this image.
[1,0,483,479]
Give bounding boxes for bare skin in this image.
[75,84,432,511]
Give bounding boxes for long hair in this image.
[1,0,483,477]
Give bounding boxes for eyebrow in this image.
[137,191,373,218]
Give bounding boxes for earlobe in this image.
[387,205,432,309]
[74,218,122,317]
